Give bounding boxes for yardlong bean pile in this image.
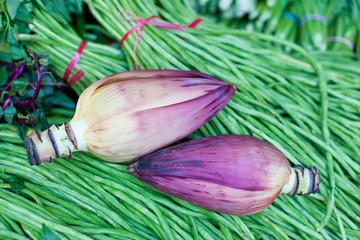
[17,9,128,95]
[0,125,273,240]
[1,0,359,239]
[88,0,360,238]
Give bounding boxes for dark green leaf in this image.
[38,74,54,97]
[10,89,17,96]
[8,44,27,60]
[1,91,9,103]
[39,110,49,130]
[14,21,30,34]
[12,77,28,95]
[0,107,3,119]
[0,52,13,62]
[20,87,27,96]
[39,57,50,66]
[17,124,27,140]
[7,28,18,44]
[44,0,71,22]
[40,225,60,240]
[0,67,8,86]
[4,106,17,124]
[7,0,23,20]
[47,91,76,109]
[31,110,49,130]
[48,72,59,87]
[68,0,83,14]
[15,5,31,23]
[24,2,34,12]
[12,77,28,88]
[0,15,8,45]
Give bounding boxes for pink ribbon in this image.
[188,18,202,28]
[63,40,87,86]
[118,11,186,70]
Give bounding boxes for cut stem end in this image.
[281,165,320,196]
[25,121,87,166]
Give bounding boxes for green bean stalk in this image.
[0,125,268,240]
[193,0,257,19]
[274,2,299,51]
[17,9,128,96]
[297,0,338,51]
[87,0,360,238]
[327,11,357,52]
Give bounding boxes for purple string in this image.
[300,14,327,25]
[328,36,355,51]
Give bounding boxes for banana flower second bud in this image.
[25,70,235,165]
[128,135,320,215]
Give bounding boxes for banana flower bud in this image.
[128,135,320,215]
[25,70,235,165]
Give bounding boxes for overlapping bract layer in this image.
[74,70,235,162]
[129,135,291,215]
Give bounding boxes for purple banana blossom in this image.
[128,135,320,215]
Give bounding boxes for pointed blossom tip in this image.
[127,163,137,175]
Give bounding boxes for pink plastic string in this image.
[118,11,186,70]
[180,18,203,40]
[68,70,85,86]
[106,40,116,46]
[63,40,87,85]
[328,36,355,51]
[188,18,202,28]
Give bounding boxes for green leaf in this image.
[7,28,18,44]
[39,110,49,130]
[38,74,54,97]
[0,107,3,119]
[48,72,59,87]
[7,0,23,20]
[0,52,13,62]
[40,225,60,240]
[10,89,17,96]
[12,77,28,95]
[4,106,17,124]
[39,57,50,66]
[30,110,49,131]
[24,2,34,12]
[8,43,27,60]
[14,20,30,34]
[15,5,31,23]
[44,0,71,22]
[48,91,76,109]
[0,67,8,86]
[1,91,9,103]
[17,124,27,140]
